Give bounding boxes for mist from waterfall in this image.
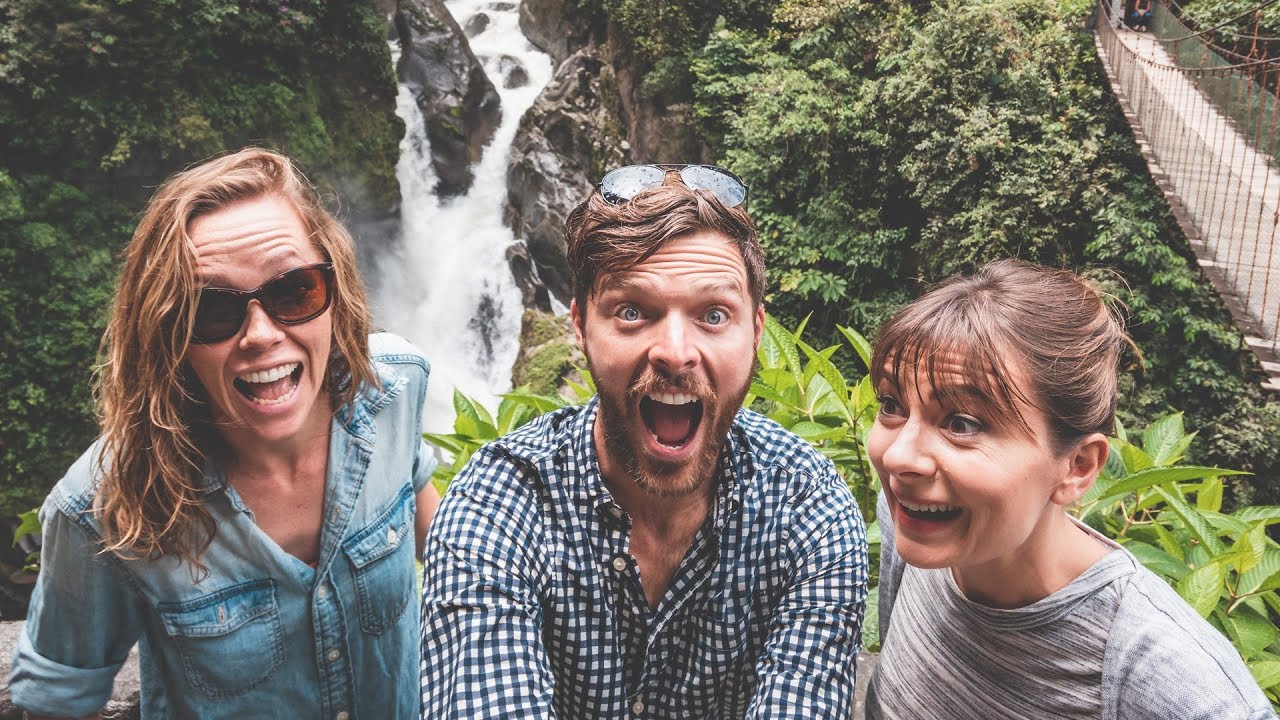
[376,0,553,434]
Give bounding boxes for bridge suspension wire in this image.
[1096,0,1280,388]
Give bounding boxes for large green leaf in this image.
[837,324,872,371]
[1248,660,1280,690]
[1142,412,1190,466]
[11,508,39,544]
[788,420,848,442]
[1235,506,1280,526]
[1220,609,1279,660]
[1201,510,1253,535]
[451,389,495,440]
[1126,541,1189,580]
[1080,466,1246,511]
[1177,562,1227,618]
[1151,520,1185,562]
[1239,546,1280,596]
[862,586,881,651]
[764,313,803,388]
[1197,476,1223,513]
[798,339,855,425]
[1156,486,1227,555]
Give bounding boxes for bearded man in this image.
[419,165,868,719]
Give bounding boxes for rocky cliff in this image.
[505,0,708,308]
[395,0,503,198]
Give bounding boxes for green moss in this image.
[512,342,577,396]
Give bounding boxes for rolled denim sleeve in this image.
[10,495,143,716]
[412,436,438,493]
[745,469,869,719]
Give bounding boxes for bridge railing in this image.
[1096,0,1280,385]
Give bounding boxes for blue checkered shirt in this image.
[419,398,868,719]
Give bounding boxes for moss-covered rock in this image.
[510,309,584,396]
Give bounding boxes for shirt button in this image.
[317,584,329,600]
[336,712,349,720]
[631,699,645,714]
[327,648,341,662]
[387,527,398,544]
[611,554,628,572]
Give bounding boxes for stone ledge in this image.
[0,621,139,719]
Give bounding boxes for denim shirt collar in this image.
[195,358,407,494]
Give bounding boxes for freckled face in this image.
[867,357,1073,574]
[572,231,764,497]
[185,194,333,453]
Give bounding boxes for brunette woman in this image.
[866,259,1272,719]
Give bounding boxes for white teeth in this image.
[237,363,299,384]
[900,499,960,513]
[647,392,698,406]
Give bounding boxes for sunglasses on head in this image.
[191,263,335,344]
[598,164,748,209]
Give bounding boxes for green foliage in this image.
[12,508,40,574]
[1076,413,1280,704]
[0,173,123,516]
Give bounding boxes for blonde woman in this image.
[10,148,441,718]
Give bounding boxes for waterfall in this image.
[377,0,553,434]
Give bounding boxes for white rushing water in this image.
[378,1,553,434]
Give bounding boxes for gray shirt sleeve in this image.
[875,491,906,647]
[1103,561,1275,719]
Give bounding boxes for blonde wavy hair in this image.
[94,147,376,569]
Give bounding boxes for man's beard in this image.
[595,365,749,498]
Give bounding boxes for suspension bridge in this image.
[1094,0,1280,390]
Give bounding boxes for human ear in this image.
[1052,432,1111,506]
[570,298,586,351]
[753,305,765,349]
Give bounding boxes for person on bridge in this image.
[864,260,1273,719]
[9,148,442,719]
[1131,0,1154,32]
[419,164,869,719]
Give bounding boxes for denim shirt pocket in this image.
[342,484,415,634]
[157,579,284,698]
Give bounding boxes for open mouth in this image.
[639,392,704,448]
[898,498,963,523]
[233,362,302,406]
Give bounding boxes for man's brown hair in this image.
[565,173,766,311]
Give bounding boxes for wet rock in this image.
[489,1,516,10]
[507,242,553,312]
[395,0,502,197]
[505,48,628,307]
[462,12,489,38]
[498,55,529,89]
[518,0,595,67]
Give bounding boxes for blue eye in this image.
[946,415,984,435]
[618,306,641,322]
[705,309,727,325]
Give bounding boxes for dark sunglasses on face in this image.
[598,164,748,209]
[191,263,336,344]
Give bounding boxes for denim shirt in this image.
[11,333,435,719]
